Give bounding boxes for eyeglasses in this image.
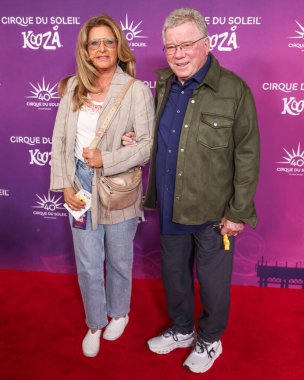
[87,37,117,50]
[164,36,206,55]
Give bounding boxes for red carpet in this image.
[0,269,303,380]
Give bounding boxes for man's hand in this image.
[63,187,85,211]
[122,131,137,147]
[220,217,244,237]
[82,148,103,168]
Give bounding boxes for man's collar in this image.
[202,54,221,91]
[190,54,211,83]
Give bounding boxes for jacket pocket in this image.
[197,113,233,149]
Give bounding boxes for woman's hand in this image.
[82,148,103,168]
[63,187,85,211]
[122,131,137,147]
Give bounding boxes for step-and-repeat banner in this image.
[0,0,303,287]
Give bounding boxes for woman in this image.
[50,14,154,357]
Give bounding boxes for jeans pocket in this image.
[76,159,94,192]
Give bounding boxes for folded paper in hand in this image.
[64,189,92,220]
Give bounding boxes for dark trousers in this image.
[160,224,234,343]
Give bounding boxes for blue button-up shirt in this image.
[155,56,212,235]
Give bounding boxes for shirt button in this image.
[172,129,176,133]
[191,99,195,103]
[184,124,188,128]
[175,196,180,200]
[181,91,184,94]
[180,148,184,152]
[166,169,170,173]
[214,122,218,127]
[178,172,182,177]
[177,109,180,113]
[168,149,172,153]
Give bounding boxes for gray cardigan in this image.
[50,66,155,229]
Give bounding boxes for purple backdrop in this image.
[1,0,303,287]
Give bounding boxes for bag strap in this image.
[88,78,136,149]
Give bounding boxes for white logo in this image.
[10,136,52,146]
[0,189,10,197]
[26,77,60,110]
[262,82,304,93]
[204,16,261,52]
[276,143,304,176]
[1,16,80,27]
[29,149,51,166]
[205,16,261,26]
[120,14,148,49]
[209,26,238,52]
[27,77,59,101]
[22,25,62,50]
[144,80,156,89]
[288,20,304,52]
[32,192,67,219]
[282,97,304,116]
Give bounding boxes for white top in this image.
[75,99,103,161]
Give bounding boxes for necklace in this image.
[84,94,103,113]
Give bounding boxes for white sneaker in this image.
[103,315,129,341]
[82,329,102,357]
[147,328,196,354]
[183,339,222,373]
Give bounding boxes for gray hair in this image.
[162,8,208,43]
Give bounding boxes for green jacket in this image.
[144,54,260,228]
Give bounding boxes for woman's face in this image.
[87,25,118,74]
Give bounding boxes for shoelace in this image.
[163,328,180,342]
[163,328,194,342]
[195,340,215,358]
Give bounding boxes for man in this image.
[124,7,259,374]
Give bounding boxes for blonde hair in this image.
[58,14,135,110]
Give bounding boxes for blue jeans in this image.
[70,159,138,329]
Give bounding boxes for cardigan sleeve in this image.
[50,79,75,191]
[101,80,155,176]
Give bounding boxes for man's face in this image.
[164,22,210,84]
